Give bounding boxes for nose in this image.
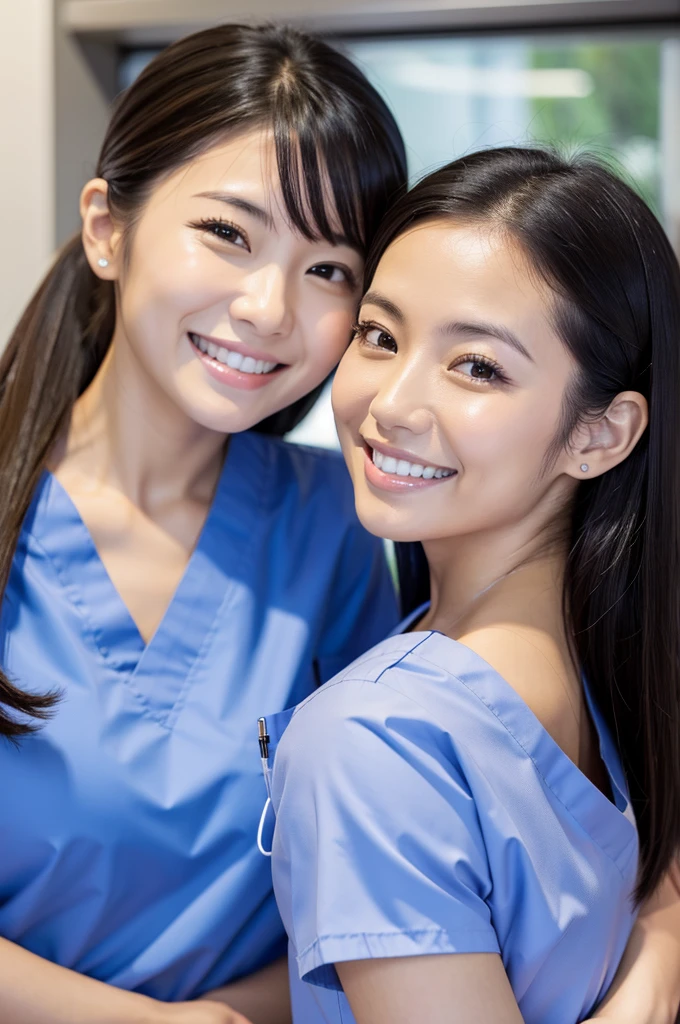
[229,263,294,338]
[368,358,434,436]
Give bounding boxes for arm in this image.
[271,680,500,1013]
[585,869,680,1024]
[199,956,291,1024]
[337,953,524,1024]
[0,936,249,1024]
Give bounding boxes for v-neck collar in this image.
[26,431,269,727]
[389,606,636,864]
[417,630,636,868]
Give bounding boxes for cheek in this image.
[331,346,374,430]
[451,391,559,474]
[120,229,234,331]
[305,306,353,368]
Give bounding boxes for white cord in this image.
[257,797,273,857]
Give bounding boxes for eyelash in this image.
[352,320,396,351]
[190,218,356,288]
[310,264,357,289]
[352,321,509,384]
[190,217,250,250]
[449,352,509,385]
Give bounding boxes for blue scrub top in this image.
[269,626,638,1024]
[0,430,398,1001]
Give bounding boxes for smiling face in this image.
[332,219,582,546]
[101,129,364,433]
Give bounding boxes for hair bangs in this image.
[272,103,368,254]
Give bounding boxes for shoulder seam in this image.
[289,635,436,723]
[374,632,435,685]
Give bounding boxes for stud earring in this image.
[97,257,109,268]
[580,463,589,472]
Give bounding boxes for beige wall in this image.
[0,0,55,346]
[0,1,113,348]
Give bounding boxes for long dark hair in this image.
[381,147,680,901]
[0,23,407,739]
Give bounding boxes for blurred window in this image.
[341,33,662,213]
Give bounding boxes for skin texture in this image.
[331,219,648,1023]
[0,935,250,1024]
[3,130,361,1024]
[56,128,362,644]
[586,870,680,1023]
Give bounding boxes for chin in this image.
[353,498,426,544]
[175,383,275,434]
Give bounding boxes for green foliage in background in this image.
[529,41,661,209]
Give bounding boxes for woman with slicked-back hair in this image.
[0,23,406,1023]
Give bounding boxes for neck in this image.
[422,506,570,639]
[55,328,227,510]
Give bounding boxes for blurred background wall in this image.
[0,0,55,350]
[1,0,678,443]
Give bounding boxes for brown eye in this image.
[470,362,494,380]
[308,264,354,287]
[191,218,250,251]
[452,356,503,383]
[354,322,397,353]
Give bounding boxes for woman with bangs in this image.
[0,24,406,1024]
[266,147,680,1024]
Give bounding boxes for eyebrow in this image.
[440,320,533,362]
[194,192,275,229]
[362,292,532,362]
[361,291,406,324]
[194,190,356,250]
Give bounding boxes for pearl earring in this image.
[97,257,109,268]
[580,463,589,472]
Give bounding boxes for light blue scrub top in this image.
[268,621,639,1024]
[0,430,398,1001]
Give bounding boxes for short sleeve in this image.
[270,678,500,990]
[315,525,399,683]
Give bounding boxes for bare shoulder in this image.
[458,624,582,760]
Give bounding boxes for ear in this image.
[80,178,124,281]
[566,391,648,480]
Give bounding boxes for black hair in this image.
[0,23,407,738]
[376,147,680,901]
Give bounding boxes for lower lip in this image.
[189,337,286,391]
[363,447,457,493]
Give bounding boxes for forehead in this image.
[148,128,350,241]
[372,219,555,330]
[147,130,281,214]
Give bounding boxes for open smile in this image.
[188,332,287,391]
[362,440,457,492]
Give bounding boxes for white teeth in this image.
[189,334,279,374]
[371,448,454,481]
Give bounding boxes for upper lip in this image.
[364,438,456,473]
[188,331,288,366]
